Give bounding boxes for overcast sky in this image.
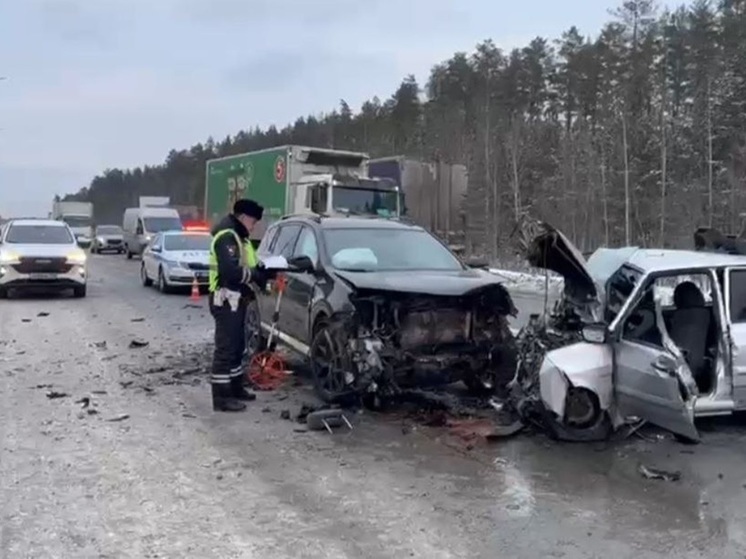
[1,0,630,217]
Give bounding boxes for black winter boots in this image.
[230,376,256,402]
[212,384,247,412]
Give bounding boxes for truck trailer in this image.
[204,145,402,242]
[51,201,94,248]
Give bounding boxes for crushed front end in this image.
[310,283,519,407]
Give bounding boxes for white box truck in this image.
[51,201,94,248]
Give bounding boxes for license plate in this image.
[29,273,57,279]
[196,272,207,279]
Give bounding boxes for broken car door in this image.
[611,275,700,441]
[725,267,746,408]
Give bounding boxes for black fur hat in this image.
[233,198,264,220]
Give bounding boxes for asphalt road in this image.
[1,255,745,558]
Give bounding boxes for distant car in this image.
[0,218,87,298]
[91,225,125,254]
[123,206,183,259]
[140,230,210,293]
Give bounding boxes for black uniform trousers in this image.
[209,292,248,386]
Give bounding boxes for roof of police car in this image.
[281,215,423,231]
[624,248,746,273]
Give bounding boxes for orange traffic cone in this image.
[190,277,201,302]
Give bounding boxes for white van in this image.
[123,207,183,259]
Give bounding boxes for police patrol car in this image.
[140,224,211,294]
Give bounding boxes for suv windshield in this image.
[164,234,210,251]
[323,227,462,271]
[62,216,92,228]
[97,226,122,235]
[144,217,183,233]
[333,187,398,217]
[6,224,74,244]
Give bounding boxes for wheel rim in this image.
[311,329,350,396]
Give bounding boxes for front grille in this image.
[105,239,122,246]
[186,262,209,271]
[12,257,72,274]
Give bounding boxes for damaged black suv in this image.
[254,214,518,406]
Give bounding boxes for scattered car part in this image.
[306,409,353,433]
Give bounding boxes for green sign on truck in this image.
[204,145,402,242]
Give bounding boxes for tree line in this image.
[63,0,746,259]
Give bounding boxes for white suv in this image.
[0,219,88,298]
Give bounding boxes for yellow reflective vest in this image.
[208,229,257,293]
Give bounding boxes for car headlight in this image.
[0,250,20,264]
[66,251,87,264]
[97,237,105,244]
[163,259,186,269]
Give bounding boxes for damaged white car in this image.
[514,223,746,443]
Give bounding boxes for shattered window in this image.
[605,265,642,322]
[729,270,746,323]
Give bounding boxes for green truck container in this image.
[204,145,401,242]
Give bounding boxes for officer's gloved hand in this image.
[250,265,270,291]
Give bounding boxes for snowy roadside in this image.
[488,268,563,294]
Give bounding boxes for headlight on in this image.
[66,251,87,264]
[97,237,104,244]
[0,251,20,264]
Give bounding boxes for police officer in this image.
[208,198,270,412]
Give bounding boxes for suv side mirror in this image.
[151,246,161,253]
[287,255,314,273]
[582,323,608,344]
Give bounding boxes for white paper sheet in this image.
[259,255,289,270]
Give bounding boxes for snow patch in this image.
[488,268,563,293]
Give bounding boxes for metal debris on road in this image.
[107,414,130,422]
[46,391,69,399]
[75,397,91,408]
[129,339,149,349]
[130,317,145,322]
[638,464,681,482]
[306,409,353,433]
[37,312,49,317]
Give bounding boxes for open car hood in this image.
[526,223,598,305]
